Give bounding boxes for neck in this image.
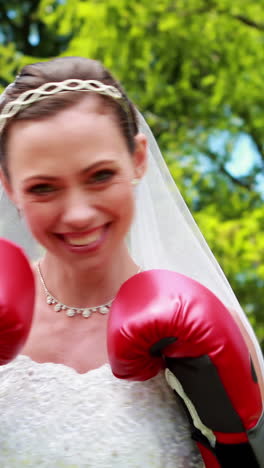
[38,243,139,309]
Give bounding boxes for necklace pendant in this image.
[82,309,92,318]
[99,305,109,314]
[66,309,75,317]
[47,296,53,305]
[54,304,62,312]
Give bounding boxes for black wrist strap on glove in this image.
[165,356,264,468]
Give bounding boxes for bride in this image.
[0,56,263,467]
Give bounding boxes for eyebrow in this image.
[23,159,117,183]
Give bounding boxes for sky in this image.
[228,134,264,193]
[209,131,264,194]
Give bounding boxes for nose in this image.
[61,189,97,230]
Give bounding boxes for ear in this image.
[0,169,17,206]
[132,133,148,179]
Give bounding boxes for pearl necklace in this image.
[37,261,140,318]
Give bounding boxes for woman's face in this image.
[2,97,147,268]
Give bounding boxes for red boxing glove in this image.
[0,238,35,365]
[108,269,264,467]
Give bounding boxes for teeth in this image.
[66,231,101,246]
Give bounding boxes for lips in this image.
[59,226,106,247]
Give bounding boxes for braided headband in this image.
[0,79,123,133]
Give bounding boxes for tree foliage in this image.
[0,0,263,348]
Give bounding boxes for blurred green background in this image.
[0,0,263,350]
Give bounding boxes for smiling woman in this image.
[4,98,145,271]
[0,56,263,468]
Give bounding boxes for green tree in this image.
[0,0,76,86]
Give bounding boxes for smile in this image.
[59,226,107,248]
[66,230,103,246]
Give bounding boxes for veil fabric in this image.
[134,112,264,398]
[0,110,263,397]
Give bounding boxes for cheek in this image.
[21,201,56,238]
[110,182,135,227]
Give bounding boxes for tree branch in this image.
[206,149,253,189]
[175,4,264,32]
[231,14,264,31]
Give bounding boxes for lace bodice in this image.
[0,355,203,467]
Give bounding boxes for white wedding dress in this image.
[0,354,204,468]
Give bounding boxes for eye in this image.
[28,183,56,194]
[89,169,115,184]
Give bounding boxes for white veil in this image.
[0,109,263,397]
[132,112,264,396]
[133,113,243,299]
